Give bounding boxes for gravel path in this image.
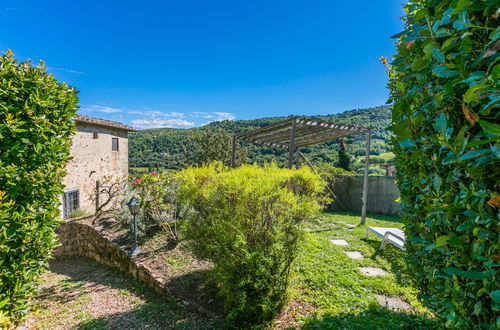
[23,257,218,329]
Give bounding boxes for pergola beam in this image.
[233,117,371,225]
[235,117,297,138]
[245,125,337,145]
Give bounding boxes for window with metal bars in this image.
[112,137,119,151]
[63,189,80,218]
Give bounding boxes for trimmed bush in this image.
[178,163,327,323]
[387,1,499,328]
[0,50,78,325]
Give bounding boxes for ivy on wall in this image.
[387,1,499,328]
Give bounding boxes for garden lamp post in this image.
[126,196,141,256]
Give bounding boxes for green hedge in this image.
[178,163,327,323]
[388,1,499,328]
[0,50,78,326]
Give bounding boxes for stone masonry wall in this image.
[54,220,165,295]
[61,123,129,216]
[54,220,216,318]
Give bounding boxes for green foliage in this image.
[337,139,352,171]
[131,172,189,240]
[129,106,392,170]
[0,50,78,325]
[182,127,247,167]
[296,213,438,329]
[388,1,499,328]
[178,163,327,323]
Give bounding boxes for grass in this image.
[129,167,150,177]
[377,152,395,162]
[24,257,219,329]
[281,212,438,329]
[26,212,438,329]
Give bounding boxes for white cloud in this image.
[169,112,185,117]
[48,66,86,75]
[191,111,213,119]
[80,105,124,113]
[131,118,194,129]
[129,110,185,117]
[214,112,236,121]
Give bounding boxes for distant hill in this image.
[129,105,393,173]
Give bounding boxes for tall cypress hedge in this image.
[0,50,78,326]
[388,1,499,328]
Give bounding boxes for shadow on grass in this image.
[361,238,415,287]
[301,304,439,330]
[43,257,226,329]
[75,298,224,330]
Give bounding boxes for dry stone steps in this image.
[358,267,389,276]
[330,239,349,246]
[344,251,364,259]
[375,294,411,311]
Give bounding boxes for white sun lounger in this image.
[365,227,406,251]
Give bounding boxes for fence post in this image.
[361,130,371,224]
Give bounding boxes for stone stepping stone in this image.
[358,267,388,276]
[330,239,349,246]
[344,251,364,259]
[345,224,356,229]
[375,294,411,311]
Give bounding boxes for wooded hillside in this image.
[129,105,393,173]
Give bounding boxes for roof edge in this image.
[76,115,136,132]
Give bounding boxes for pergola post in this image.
[361,129,371,225]
[295,148,301,168]
[231,135,237,168]
[288,119,297,169]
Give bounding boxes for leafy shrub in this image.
[178,163,327,323]
[183,127,247,167]
[387,1,499,328]
[0,50,78,325]
[337,138,352,171]
[131,172,189,240]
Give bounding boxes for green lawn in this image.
[129,167,150,177]
[285,212,438,329]
[26,213,438,329]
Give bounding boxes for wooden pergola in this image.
[231,116,372,224]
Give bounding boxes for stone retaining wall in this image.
[55,220,165,294]
[54,220,216,318]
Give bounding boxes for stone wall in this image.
[55,220,166,295]
[61,123,129,216]
[329,175,400,216]
[54,220,216,318]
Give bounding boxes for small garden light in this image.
[126,196,141,256]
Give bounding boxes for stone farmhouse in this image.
[61,115,136,218]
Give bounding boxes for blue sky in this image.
[1,1,404,129]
